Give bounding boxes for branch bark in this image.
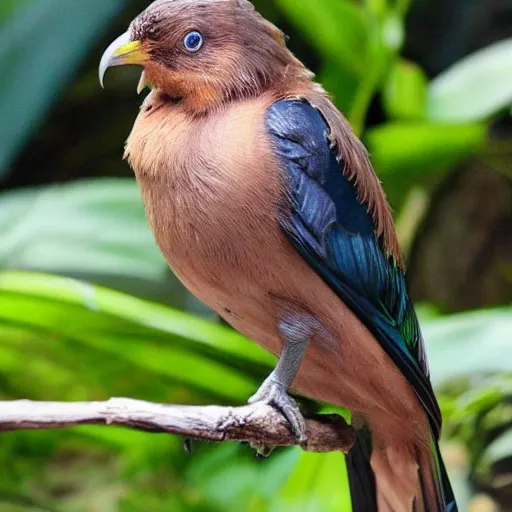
[0,399,356,453]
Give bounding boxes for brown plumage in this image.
[100,1,453,510]
[126,0,401,266]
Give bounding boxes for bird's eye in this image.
[183,31,203,53]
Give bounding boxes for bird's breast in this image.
[125,93,288,317]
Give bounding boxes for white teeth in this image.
[137,71,149,95]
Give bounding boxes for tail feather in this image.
[416,432,458,512]
[346,428,377,511]
[347,428,458,512]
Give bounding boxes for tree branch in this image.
[0,399,356,453]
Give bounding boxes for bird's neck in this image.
[145,60,313,116]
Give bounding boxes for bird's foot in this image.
[248,377,307,444]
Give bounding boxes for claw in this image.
[249,378,307,444]
[253,444,275,458]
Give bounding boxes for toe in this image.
[279,402,307,443]
[269,392,307,443]
[248,380,307,444]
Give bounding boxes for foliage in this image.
[0,271,510,511]
[0,180,164,280]
[0,0,129,178]
[426,38,512,123]
[0,0,510,510]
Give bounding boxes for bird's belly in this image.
[162,221,292,357]
[152,208,421,427]
[138,182,422,432]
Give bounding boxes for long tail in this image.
[346,427,378,510]
[346,428,458,511]
[416,432,458,512]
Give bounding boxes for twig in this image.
[0,399,355,453]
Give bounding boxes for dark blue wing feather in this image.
[266,99,441,435]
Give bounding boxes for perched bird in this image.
[99,1,457,510]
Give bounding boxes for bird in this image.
[99,1,457,510]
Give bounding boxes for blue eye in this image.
[184,31,203,53]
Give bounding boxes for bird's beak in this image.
[99,31,150,93]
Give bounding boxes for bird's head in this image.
[99,0,305,111]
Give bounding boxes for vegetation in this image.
[0,0,511,510]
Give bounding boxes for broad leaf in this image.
[0,179,166,281]
[273,450,351,512]
[422,308,512,387]
[275,0,369,77]
[0,0,128,177]
[366,121,486,208]
[383,59,428,120]
[0,271,274,402]
[427,38,512,122]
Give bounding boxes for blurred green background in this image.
[0,0,511,510]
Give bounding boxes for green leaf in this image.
[427,38,512,122]
[0,179,167,281]
[0,271,274,402]
[319,60,360,116]
[422,308,512,388]
[451,385,507,423]
[367,121,486,177]
[0,0,128,177]
[366,121,486,207]
[348,29,392,135]
[273,450,351,512]
[188,444,300,511]
[0,0,31,22]
[275,0,369,76]
[383,59,428,120]
[364,0,387,18]
[0,491,60,512]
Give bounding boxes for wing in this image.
[266,99,442,436]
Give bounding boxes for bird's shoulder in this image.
[265,98,378,243]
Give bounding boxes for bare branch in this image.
[0,399,355,453]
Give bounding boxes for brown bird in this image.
[99,1,457,510]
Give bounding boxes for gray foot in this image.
[249,377,307,444]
